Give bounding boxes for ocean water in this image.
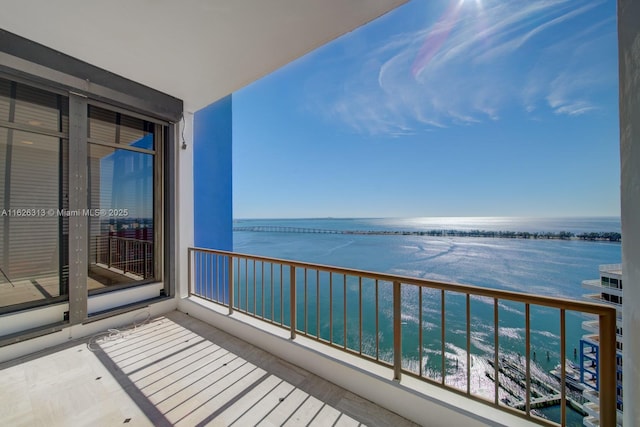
[232,217,621,425]
[234,217,620,300]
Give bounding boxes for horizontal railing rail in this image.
[188,247,617,427]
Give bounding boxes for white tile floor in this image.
[0,311,418,427]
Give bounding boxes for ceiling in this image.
[0,0,407,112]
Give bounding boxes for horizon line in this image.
[233,215,621,221]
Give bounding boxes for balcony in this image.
[0,311,418,426]
[93,235,154,283]
[582,320,623,339]
[582,281,623,298]
[582,320,599,334]
[179,248,617,426]
[0,0,638,423]
[0,248,619,427]
[598,265,622,274]
[0,240,616,426]
[584,293,622,308]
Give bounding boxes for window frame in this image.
[84,100,165,296]
[0,31,181,329]
[0,75,71,315]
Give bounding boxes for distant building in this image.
[581,264,623,426]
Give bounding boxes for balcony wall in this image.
[619,1,640,425]
[193,96,233,254]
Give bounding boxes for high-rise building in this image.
[581,264,623,426]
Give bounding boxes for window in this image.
[0,76,170,315]
[0,33,181,340]
[602,293,621,305]
[87,105,161,292]
[0,77,69,311]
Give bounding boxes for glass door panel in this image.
[87,105,156,292]
[0,129,68,309]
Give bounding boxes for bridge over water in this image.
[233,226,348,234]
[233,226,621,242]
[232,226,424,236]
[232,226,578,239]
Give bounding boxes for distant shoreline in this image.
[233,226,621,242]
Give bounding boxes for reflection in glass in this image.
[0,79,10,122]
[0,129,68,309]
[0,77,69,133]
[88,144,155,291]
[88,105,154,150]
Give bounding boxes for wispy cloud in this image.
[311,0,616,136]
[473,2,601,63]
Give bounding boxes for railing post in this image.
[187,248,192,296]
[108,236,112,268]
[228,255,234,315]
[599,309,616,427]
[393,280,402,381]
[146,242,151,279]
[290,266,296,339]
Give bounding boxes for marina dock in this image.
[487,358,587,415]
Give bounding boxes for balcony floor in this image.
[0,310,418,427]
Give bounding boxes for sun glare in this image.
[461,0,484,10]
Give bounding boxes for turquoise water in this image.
[231,217,621,425]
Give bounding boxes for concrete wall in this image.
[177,111,194,299]
[193,96,233,251]
[618,0,640,425]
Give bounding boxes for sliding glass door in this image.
[0,76,167,315]
[87,105,159,292]
[0,77,69,311]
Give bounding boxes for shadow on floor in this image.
[109,311,418,426]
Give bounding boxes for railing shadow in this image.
[90,310,414,426]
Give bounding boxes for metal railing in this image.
[95,235,153,278]
[188,247,617,426]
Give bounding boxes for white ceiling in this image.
[0,0,407,112]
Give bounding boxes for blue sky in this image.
[233,0,619,219]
